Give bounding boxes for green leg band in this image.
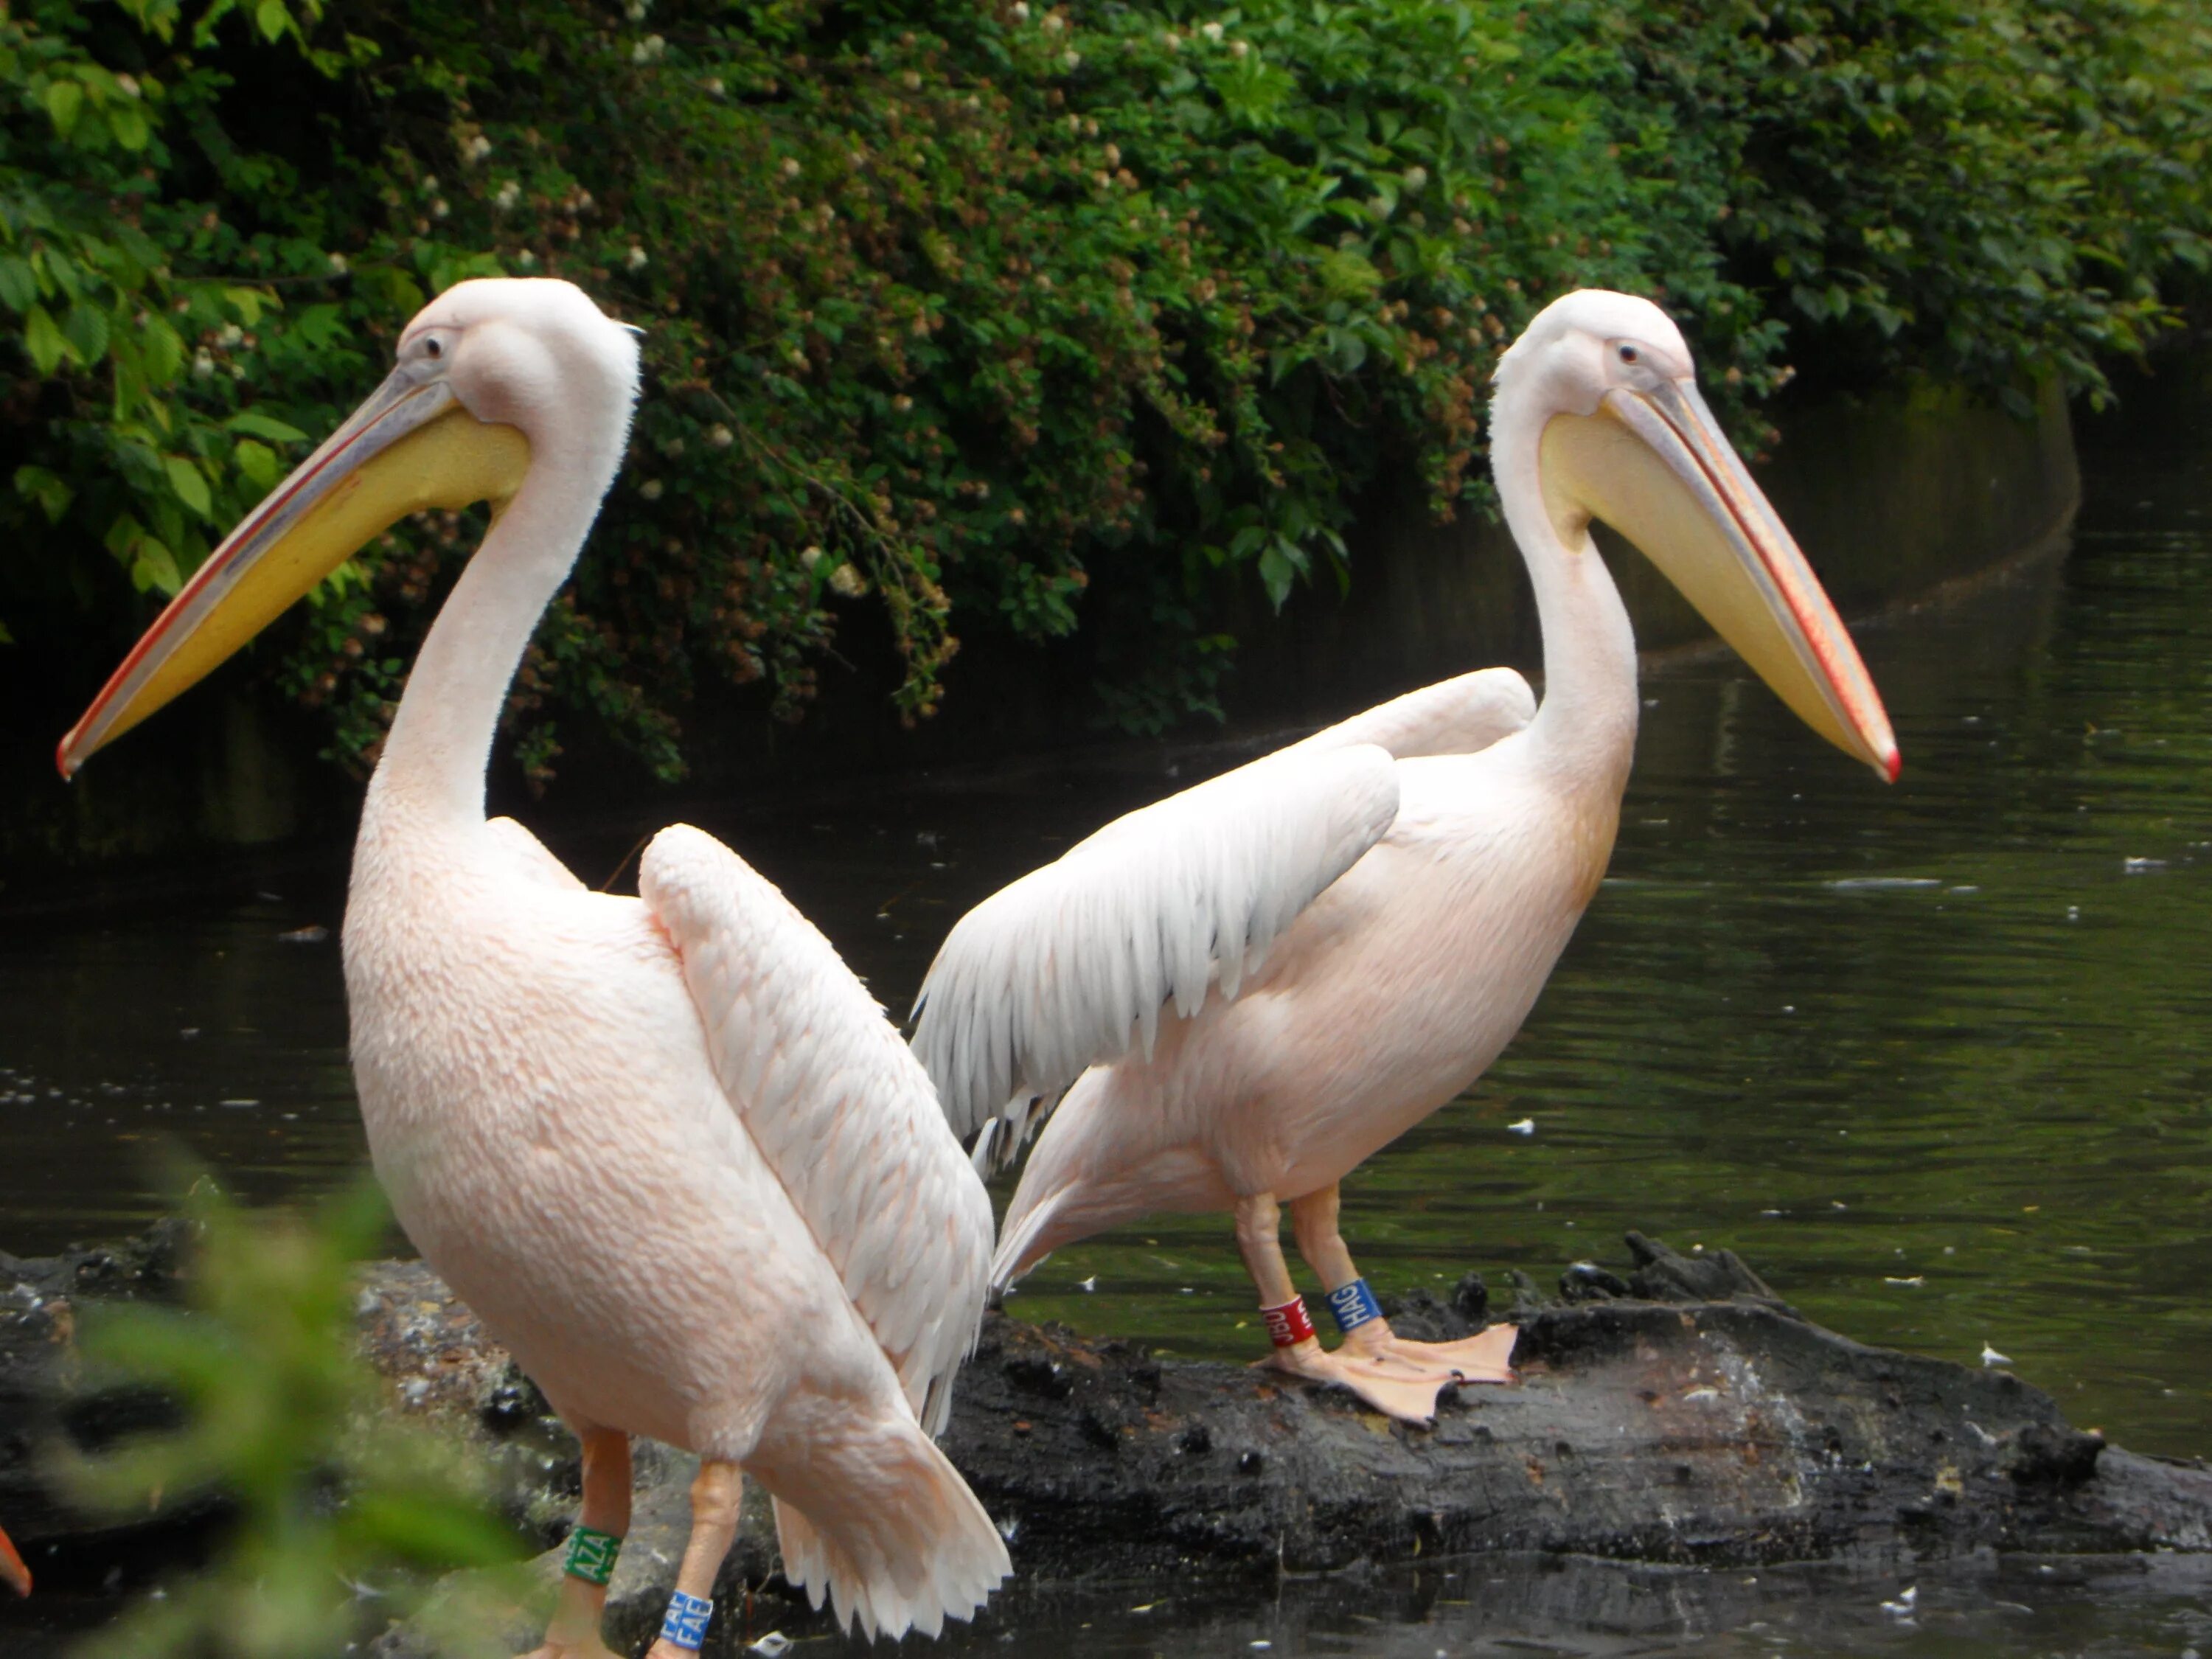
[563,1524,622,1586]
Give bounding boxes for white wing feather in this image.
[911,742,1402,1142]
[639,824,993,1436]
[1280,667,1535,762]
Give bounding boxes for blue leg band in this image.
[1325,1276,1385,1334]
[661,1589,712,1650]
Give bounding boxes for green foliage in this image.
[1,0,2207,779]
[1625,0,2212,413]
[60,1175,524,1659]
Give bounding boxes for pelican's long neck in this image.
[1489,383,1639,801]
[372,417,626,835]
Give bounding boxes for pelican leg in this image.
[1290,1185,1519,1385]
[1234,1192,1450,1423]
[642,1459,742,1659]
[519,1427,631,1659]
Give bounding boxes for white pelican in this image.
[59,279,1009,1653]
[913,290,1898,1424]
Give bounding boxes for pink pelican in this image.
[59,280,1009,1654]
[913,290,1898,1424]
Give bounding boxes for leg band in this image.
[562,1524,622,1587]
[1325,1276,1385,1334]
[1259,1295,1316,1349]
[660,1589,712,1651]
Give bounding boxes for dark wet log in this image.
[0,1222,212,1578]
[950,1295,2207,1578]
[6,1229,2208,1649]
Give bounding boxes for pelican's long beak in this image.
[1541,378,1900,781]
[57,372,529,778]
[0,1519,28,1596]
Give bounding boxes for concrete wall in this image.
[1217,380,2079,731]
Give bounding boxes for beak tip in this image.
[1878,745,1902,785]
[56,731,87,782]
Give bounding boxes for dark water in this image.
[1,394,2208,1655]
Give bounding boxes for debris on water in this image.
[2122,857,2166,874]
[218,1098,259,1108]
[1507,1119,1535,1135]
[1982,1343,2014,1368]
[2067,905,2081,920]
[1826,877,1943,891]
[745,1635,791,1658]
[1885,1276,1925,1287]
[1078,1276,1096,1293]
[277,925,329,944]
[1880,1585,1919,1616]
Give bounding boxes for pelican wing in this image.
[1281,667,1535,762]
[911,742,1402,1144]
[640,824,992,1435]
[485,816,588,892]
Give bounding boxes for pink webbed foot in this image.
[1344,1319,1520,1385]
[1260,1336,1454,1423]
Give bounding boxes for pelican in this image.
[913,290,1898,1423]
[59,279,1009,1653]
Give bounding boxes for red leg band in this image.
[1259,1295,1315,1349]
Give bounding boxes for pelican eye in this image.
[425,337,444,359]
[1617,344,1639,364]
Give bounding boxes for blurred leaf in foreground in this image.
[58,1172,528,1658]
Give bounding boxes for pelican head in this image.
[58,278,639,778]
[1498,289,1899,782]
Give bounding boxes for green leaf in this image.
[164,456,214,519]
[108,102,151,153]
[0,259,38,315]
[256,0,290,42]
[226,411,308,444]
[42,80,85,139]
[131,536,182,596]
[1316,248,1383,302]
[233,439,281,489]
[142,318,186,385]
[24,305,68,375]
[63,302,111,366]
[1257,541,1295,608]
[14,465,74,523]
